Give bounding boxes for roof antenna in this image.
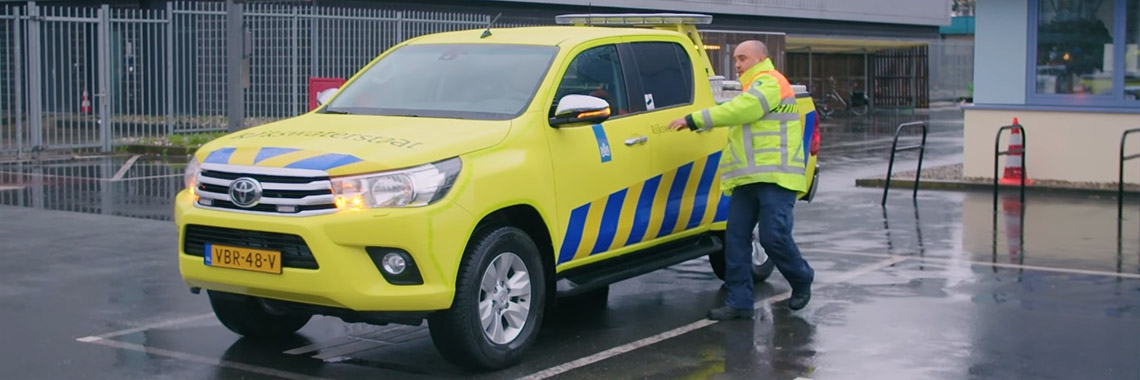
[481,13,502,38]
[587,3,593,26]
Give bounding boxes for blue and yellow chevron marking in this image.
[556,150,731,265]
[802,110,816,150]
[202,147,369,173]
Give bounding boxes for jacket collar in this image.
[740,58,775,90]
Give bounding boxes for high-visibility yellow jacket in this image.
[684,58,807,195]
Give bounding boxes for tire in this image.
[850,103,869,116]
[207,290,311,340]
[815,104,830,120]
[428,226,546,371]
[708,227,776,283]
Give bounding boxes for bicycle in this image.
[814,76,871,120]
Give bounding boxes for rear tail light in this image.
[809,112,821,156]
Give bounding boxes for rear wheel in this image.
[428,226,546,371]
[708,226,776,283]
[208,290,311,340]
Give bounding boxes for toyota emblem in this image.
[228,177,263,208]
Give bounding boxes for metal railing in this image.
[881,121,928,206]
[1119,128,1140,223]
[1118,128,1140,264]
[0,1,495,158]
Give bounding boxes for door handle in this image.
[624,136,648,146]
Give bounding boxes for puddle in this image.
[0,155,184,221]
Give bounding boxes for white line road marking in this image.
[111,154,141,180]
[310,340,389,360]
[517,256,907,380]
[81,338,333,380]
[812,248,1140,279]
[515,319,718,380]
[76,313,216,342]
[283,336,358,355]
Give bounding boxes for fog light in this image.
[366,247,422,285]
[381,253,406,275]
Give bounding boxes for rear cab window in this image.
[623,40,695,114]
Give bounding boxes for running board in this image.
[554,233,723,298]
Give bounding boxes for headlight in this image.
[330,157,461,210]
[184,158,201,194]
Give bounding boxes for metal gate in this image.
[1,3,169,156]
[1,1,493,158]
[871,44,930,109]
[1,4,25,156]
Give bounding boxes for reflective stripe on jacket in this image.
[687,58,806,195]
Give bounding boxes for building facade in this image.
[347,0,955,108]
[965,0,1140,185]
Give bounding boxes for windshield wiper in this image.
[322,109,353,115]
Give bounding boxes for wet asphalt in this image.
[1,107,1138,380]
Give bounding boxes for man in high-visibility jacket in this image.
[669,40,815,320]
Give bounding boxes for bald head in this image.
[736,40,769,60]
[733,40,769,76]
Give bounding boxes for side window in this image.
[551,44,630,117]
[629,41,694,110]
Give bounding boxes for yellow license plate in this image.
[204,244,282,274]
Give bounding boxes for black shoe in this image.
[707,306,755,320]
[788,288,811,310]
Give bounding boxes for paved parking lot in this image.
[2,110,1138,379]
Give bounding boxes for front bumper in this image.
[174,190,475,312]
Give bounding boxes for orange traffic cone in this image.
[80,89,92,114]
[999,118,1034,185]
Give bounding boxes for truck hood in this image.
[195,114,511,176]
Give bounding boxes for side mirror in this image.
[316,87,339,105]
[549,94,611,127]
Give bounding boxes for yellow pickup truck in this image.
[175,13,820,370]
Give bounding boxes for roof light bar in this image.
[554,13,713,26]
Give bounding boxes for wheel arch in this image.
[471,204,556,297]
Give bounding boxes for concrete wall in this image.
[963,108,1140,184]
[972,0,1027,105]
[483,0,953,26]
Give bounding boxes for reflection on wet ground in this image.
[2,109,1138,380]
[0,155,183,221]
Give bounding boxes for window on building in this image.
[1029,0,1140,106]
[628,42,694,111]
[1127,0,1139,101]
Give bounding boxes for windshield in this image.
[323,43,558,120]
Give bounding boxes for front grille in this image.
[183,224,319,269]
[194,166,337,216]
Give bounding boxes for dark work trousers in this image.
[723,181,814,310]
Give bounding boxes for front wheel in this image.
[208,290,311,340]
[708,227,776,283]
[428,226,546,371]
